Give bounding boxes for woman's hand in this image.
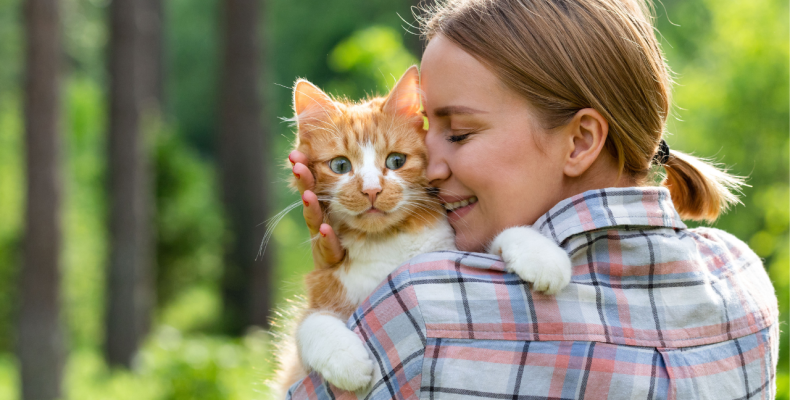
[289,150,346,269]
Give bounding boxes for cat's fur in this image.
[274,66,571,396]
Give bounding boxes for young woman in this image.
[287,0,779,398]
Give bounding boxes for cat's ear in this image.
[382,66,422,121]
[293,79,338,128]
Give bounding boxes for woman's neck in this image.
[559,149,638,201]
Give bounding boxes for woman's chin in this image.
[452,231,486,253]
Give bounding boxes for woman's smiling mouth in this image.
[443,196,478,211]
[442,196,479,223]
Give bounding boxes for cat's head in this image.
[291,66,442,235]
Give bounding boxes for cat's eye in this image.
[385,153,406,170]
[329,157,352,174]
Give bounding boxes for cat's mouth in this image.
[365,207,384,214]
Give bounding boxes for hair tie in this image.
[653,139,670,165]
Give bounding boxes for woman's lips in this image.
[443,196,478,223]
[442,196,478,211]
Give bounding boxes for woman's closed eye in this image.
[446,130,476,143]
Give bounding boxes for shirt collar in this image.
[533,187,686,245]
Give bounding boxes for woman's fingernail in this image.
[320,231,326,238]
[302,194,309,207]
[293,171,300,179]
[289,155,295,165]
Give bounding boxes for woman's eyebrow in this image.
[432,105,488,117]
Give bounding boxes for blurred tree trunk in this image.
[18,0,65,398]
[219,0,273,333]
[139,0,163,112]
[105,0,158,367]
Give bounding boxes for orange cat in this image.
[275,66,571,396]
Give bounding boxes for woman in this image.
[287,0,779,398]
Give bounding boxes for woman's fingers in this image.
[316,224,345,267]
[292,163,315,194]
[290,150,315,194]
[303,195,345,268]
[302,190,322,236]
[290,150,345,268]
[288,150,309,166]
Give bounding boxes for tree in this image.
[219,0,274,333]
[139,0,163,112]
[105,0,159,367]
[18,0,65,397]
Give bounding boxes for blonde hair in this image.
[419,0,744,221]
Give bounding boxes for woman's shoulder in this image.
[405,250,507,272]
[683,225,762,267]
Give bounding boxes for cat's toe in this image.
[531,246,571,294]
[320,346,374,391]
[491,226,572,294]
[298,314,375,392]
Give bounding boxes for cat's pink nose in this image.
[362,187,381,205]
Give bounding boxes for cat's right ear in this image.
[294,79,338,129]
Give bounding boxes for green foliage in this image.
[63,0,109,83]
[165,0,220,154]
[62,77,109,349]
[155,128,225,332]
[0,0,21,95]
[0,328,274,400]
[0,96,22,353]
[326,25,419,98]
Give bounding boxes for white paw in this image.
[297,313,374,391]
[489,226,572,294]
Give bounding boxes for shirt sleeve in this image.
[286,262,427,400]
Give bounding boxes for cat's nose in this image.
[362,187,381,205]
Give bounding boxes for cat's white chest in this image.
[334,219,456,306]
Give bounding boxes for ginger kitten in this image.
[275,66,571,396]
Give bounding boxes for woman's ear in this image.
[562,108,609,177]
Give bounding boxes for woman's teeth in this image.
[443,196,478,211]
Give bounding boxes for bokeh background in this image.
[0,0,787,399]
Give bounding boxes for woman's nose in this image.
[425,129,451,186]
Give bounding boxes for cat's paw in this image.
[489,226,571,294]
[315,342,374,391]
[297,313,374,391]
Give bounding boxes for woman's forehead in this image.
[420,35,520,116]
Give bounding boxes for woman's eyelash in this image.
[446,132,472,143]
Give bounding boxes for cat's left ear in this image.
[382,66,422,124]
[294,79,338,129]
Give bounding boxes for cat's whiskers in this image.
[257,200,303,260]
[396,193,449,227]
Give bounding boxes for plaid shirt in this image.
[286,187,779,400]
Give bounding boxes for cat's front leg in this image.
[297,312,374,391]
[489,226,572,294]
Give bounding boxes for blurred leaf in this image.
[324,25,418,99]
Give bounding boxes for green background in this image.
[0,0,786,398]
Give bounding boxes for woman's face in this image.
[421,35,570,252]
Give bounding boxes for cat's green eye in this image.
[385,153,406,170]
[329,157,352,174]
